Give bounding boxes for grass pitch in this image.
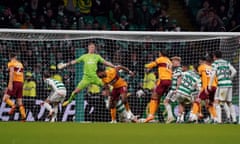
[0,122,239,144]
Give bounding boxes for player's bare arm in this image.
[115,65,134,76]
[8,67,14,91]
[57,60,77,69]
[102,60,115,68]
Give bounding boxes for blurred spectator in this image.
[196,0,210,26]
[63,0,78,16]
[21,14,33,29]
[217,4,228,25]
[124,1,137,24]
[0,7,13,28]
[78,0,92,15]
[158,8,169,31]
[136,1,151,30]
[169,19,181,32]
[91,0,110,16]
[109,1,122,24]
[23,71,38,120]
[15,7,27,25]
[119,15,129,30]
[227,19,238,32]
[30,0,39,12]
[148,17,158,31]
[200,8,224,32]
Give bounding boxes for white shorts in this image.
[165,90,177,102]
[47,89,67,103]
[214,87,232,102]
[175,92,193,105]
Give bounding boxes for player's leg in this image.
[176,94,192,123]
[119,86,135,120]
[3,88,16,114]
[176,103,185,123]
[189,101,200,122]
[109,98,117,123]
[214,87,222,123]
[144,91,159,123]
[145,80,171,123]
[51,103,58,122]
[164,90,175,123]
[16,82,26,121]
[43,100,54,116]
[218,87,231,123]
[116,99,136,122]
[16,98,26,121]
[207,87,217,122]
[226,87,237,123]
[63,79,89,106]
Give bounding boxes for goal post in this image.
[0,29,239,123]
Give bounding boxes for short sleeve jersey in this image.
[211,59,233,87]
[177,70,201,96]
[8,59,24,82]
[198,63,217,89]
[145,56,172,80]
[101,68,127,88]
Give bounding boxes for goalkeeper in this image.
[59,42,116,106]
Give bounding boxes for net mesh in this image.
[0,30,239,123]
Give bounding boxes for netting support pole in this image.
[239,52,240,124]
[75,48,85,122]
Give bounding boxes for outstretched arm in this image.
[102,60,116,68]
[58,60,77,69]
[115,65,134,76]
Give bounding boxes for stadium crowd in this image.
[0,0,239,122]
[0,0,239,31]
[0,0,179,31]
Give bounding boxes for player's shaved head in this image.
[43,71,51,78]
[9,53,17,59]
[160,49,168,57]
[213,50,222,58]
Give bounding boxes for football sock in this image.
[165,103,173,118]
[149,99,159,116]
[223,103,230,119]
[52,105,58,121]
[124,102,130,112]
[230,104,236,122]
[208,105,217,118]
[110,108,117,121]
[215,104,222,123]
[5,98,15,107]
[19,105,26,119]
[116,100,126,113]
[43,102,52,112]
[192,102,199,115]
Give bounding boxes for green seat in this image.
[95,16,108,25]
[188,0,201,17]
[83,16,94,24]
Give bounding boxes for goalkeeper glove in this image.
[62,100,70,107]
[57,63,67,69]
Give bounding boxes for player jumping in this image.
[42,71,67,122]
[58,42,116,107]
[97,65,137,123]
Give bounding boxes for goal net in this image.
[0,29,239,123]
